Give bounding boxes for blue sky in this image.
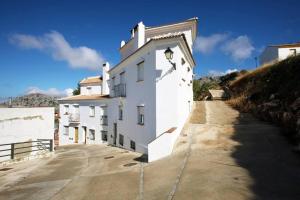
[1,0,300,97]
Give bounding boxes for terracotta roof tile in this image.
[80,76,102,85]
[59,94,109,101]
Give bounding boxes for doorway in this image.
[82,126,87,144]
[113,123,117,145]
[75,127,79,143]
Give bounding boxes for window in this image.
[89,106,95,117]
[87,87,92,95]
[120,72,125,84]
[89,129,95,140]
[187,67,190,72]
[181,58,186,65]
[130,140,136,150]
[137,61,144,81]
[119,134,124,146]
[64,126,69,136]
[101,131,108,141]
[64,105,69,115]
[137,106,144,125]
[119,105,123,120]
[111,77,115,90]
[289,49,296,56]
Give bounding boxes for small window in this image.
[87,87,92,95]
[137,61,144,81]
[89,106,95,117]
[64,126,69,136]
[89,129,95,140]
[119,105,123,120]
[290,49,296,56]
[64,105,69,115]
[130,140,136,150]
[187,67,190,72]
[101,131,108,141]
[119,134,124,146]
[111,77,115,90]
[137,106,144,125]
[181,58,186,65]
[120,72,125,84]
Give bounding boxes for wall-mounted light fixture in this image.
[164,47,176,70]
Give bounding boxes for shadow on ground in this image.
[230,111,300,199]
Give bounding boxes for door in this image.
[82,126,87,144]
[113,123,117,145]
[75,127,79,143]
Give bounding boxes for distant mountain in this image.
[0,93,59,109]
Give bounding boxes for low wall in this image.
[148,128,181,162]
[0,107,54,161]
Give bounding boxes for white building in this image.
[259,42,300,65]
[58,18,198,161]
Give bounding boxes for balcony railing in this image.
[113,83,126,97]
[69,113,80,123]
[100,115,108,125]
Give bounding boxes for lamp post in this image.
[164,47,176,70]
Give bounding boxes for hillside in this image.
[227,55,300,145]
[0,93,59,109]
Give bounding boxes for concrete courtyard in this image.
[1,101,300,200]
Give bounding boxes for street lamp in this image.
[164,47,176,70]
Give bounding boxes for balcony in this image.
[100,115,108,125]
[113,84,126,97]
[69,113,80,123]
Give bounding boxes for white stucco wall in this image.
[108,45,156,154]
[80,85,102,95]
[0,107,54,144]
[59,100,108,146]
[278,47,300,60]
[0,107,54,161]
[260,46,300,65]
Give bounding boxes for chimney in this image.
[132,22,145,50]
[102,62,110,95]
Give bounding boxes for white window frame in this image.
[87,87,92,95]
[119,105,123,120]
[89,105,95,117]
[89,129,95,140]
[64,126,69,136]
[137,61,144,82]
[289,49,296,56]
[137,106,144,125]
[64,105,69,115]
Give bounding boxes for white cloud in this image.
[26,86,73,97]
[10,31,105,70]
[194,33,228,54]
[221,35,255,61]
[208,68,238,77]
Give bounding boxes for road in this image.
[1,101,300,200]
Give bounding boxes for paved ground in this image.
[1,101,300,200]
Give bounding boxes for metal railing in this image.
[100,115,108,125]
[0,139,53,160]
[113,84,126,97]
[69,113,80,122]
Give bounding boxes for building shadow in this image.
[230,111,300,199]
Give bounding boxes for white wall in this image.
[0,107,54,144]
[80,85,102,95]
[0,107,54,161]
[59,100,108,146]
[108,45,156,154]
[278,47,300,60]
